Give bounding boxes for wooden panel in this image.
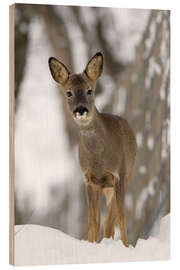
[9,3,15,266]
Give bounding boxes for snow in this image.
[147,135,154,150]
[145,57,161,91]
[125,194,133,210]
[136,176,158,219]
[144,21,156,59]
[160,59,170,100]
[139,166,147,175]
[136,132,143,148]
[161,120,170,159]
[144,11,163,60]
[160,14,170,66]
[14,214,170,266]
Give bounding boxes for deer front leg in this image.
[114,174,129,247]
[85,178,102,242]
[104,196,116,239]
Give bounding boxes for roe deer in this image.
[48,52,137,247]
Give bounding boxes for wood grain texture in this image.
[9,4,15,265]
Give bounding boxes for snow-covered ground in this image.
[14,214,170,266]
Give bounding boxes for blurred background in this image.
[14,4,170,246]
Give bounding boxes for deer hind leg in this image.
[85,181,102,242]
[103,193,116,239]
[114,173,129,247]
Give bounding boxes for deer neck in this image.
[79,107,105,151]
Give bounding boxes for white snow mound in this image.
[14,214,170,266]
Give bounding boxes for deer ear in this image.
[84,52,103,81]
[48,57,70,85]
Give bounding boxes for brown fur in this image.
[49,52,137,247]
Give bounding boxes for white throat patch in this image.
[76,111,87,120]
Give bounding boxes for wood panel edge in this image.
[9,3,15,266]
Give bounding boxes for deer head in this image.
[48,52,103,126]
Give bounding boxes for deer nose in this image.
[74,106,88,115]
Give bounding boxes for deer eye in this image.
[66,91,72,97]
[87,89,92,95]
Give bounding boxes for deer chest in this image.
[78,142,120,180]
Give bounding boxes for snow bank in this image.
[14,214,170,266]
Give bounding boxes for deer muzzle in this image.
[74,106,89,119]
